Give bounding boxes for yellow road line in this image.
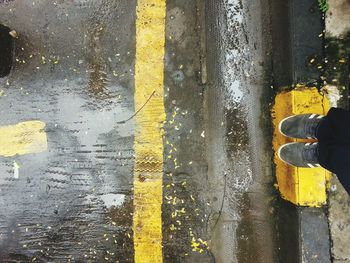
[0,120,47,157]
[133,0,166,262]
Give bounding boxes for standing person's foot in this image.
[277,142,321,168]
[279,114,324,139]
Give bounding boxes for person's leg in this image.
[316,107,350,194]
[317,142,350,194]
[0,24,13,78]
[317,107,350,142]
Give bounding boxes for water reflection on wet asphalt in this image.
[0,1,136,261]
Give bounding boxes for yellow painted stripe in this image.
[133,0,166,262]
[272,87,331,207]
[0,120,47,157]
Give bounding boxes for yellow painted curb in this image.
[0,120,47,157]
[133,0,166,262]
[272,87,331,207]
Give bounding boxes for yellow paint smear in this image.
[0,120,47,157]
[133,0,166,262]
[272,87,331,207]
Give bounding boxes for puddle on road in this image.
[107,197,133,227]
[0,1,137,260]
[101,193,125,208]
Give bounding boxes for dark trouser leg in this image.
[316,107,350,194]
[0,24,13,78]
[317,107,350,142]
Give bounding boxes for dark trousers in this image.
[0,24,13,77]
[317,107,350,194]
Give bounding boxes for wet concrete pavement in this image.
[0,0,278,262]
[205,0,278,262]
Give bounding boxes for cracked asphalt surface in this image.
[0,0,278,262]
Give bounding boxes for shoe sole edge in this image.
[278,114,324,139]
[278,115,297,138]
[277,142,319,168]
[277,142,299,167]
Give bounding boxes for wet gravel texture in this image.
[205,0,278,262]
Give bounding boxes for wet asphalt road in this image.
[0,1,211,262]
[0,1,136,261]
[0,0,278,262]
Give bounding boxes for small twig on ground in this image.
[211,172,227,230]
[117,90,156,124]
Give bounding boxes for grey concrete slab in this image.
[271,0,324,87]
[326,0,350,38]
[299,208,331,263]
[328,176,350,262]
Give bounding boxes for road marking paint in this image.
[133,0,166,262]
[13,160,20,179]
[272,87,331,207]
[0,120,47,157]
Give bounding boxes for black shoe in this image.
[279,114,324,139]
[277,142,321,168]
